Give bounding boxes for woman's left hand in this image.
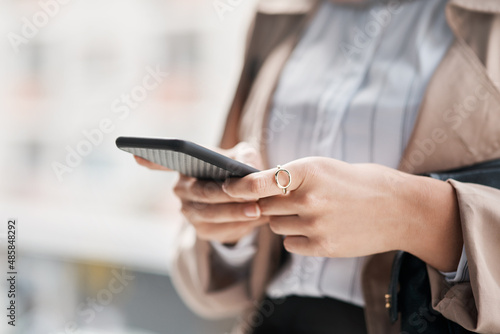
[222,157,463,271]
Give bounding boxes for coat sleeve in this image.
[169,220,255,319]
[428,179,500,333]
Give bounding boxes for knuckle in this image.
[298,192,311,207]
[303,217,318,230]
[191,182,207,201]
[296,193,306,207]
[299,192,320,209]
[203,182,220,198]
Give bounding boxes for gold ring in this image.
[275,165,292,195]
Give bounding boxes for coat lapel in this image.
[399,0,500,174]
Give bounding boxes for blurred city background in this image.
[0,0,256,333]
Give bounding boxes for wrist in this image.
[399,175,463,272]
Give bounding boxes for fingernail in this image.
[244,204,260,218]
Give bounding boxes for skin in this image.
[135,143,269,244]
[135,143,463,272]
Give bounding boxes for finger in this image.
[268,215,305,236]
[174,177,248,204]
[134,156,172,171]
[222,162,306,200]
[194,218,268,243]
[181,201,262,223]
[258,195,302,215]
[283,235,313,256]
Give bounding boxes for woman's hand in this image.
[135,142,269,244]
[222,157,463,271]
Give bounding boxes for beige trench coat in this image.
[170,1,500,333]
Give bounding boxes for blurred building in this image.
[0,0,256,333]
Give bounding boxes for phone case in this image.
[116,137,259,180]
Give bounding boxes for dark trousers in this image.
[251,295,368,334]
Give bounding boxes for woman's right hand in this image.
[134,142,268,244]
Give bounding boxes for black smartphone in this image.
[116,136,259,180]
